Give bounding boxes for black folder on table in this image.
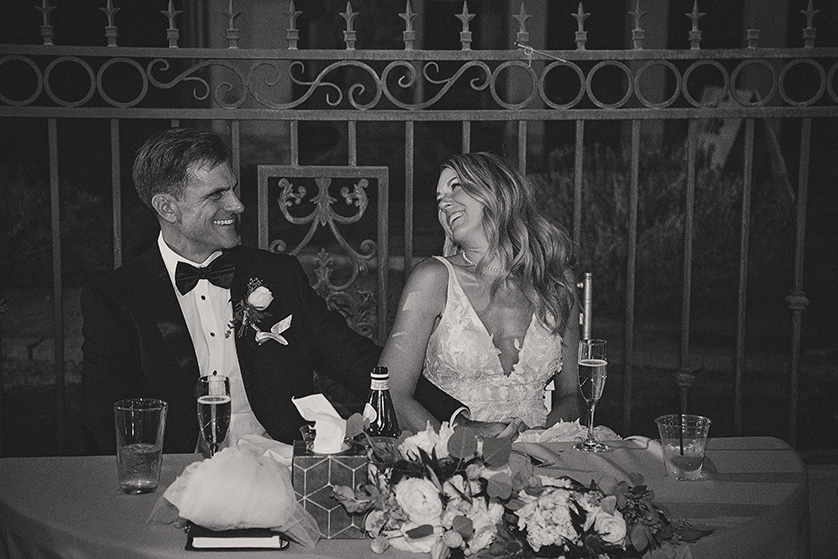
[186,524,290,551]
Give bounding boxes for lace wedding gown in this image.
[422,257,563,428]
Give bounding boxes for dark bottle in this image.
[364,366,401,438]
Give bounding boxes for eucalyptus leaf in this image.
[487,472,513,500]
[447,428,478,459]
[481,437,511,467]
[452,515,474,538]
[345,413,365,439]
[405,524,434,539]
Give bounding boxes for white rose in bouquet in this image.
[394,478,444,526]
[400,421,454,460]
[585,507,627,546]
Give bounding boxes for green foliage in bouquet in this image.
[333,424,712,559]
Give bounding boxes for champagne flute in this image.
[195,374,231,457]
[575,339,609,452]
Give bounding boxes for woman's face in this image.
[436,167,487,248]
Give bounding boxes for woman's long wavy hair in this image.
[440,152,577,334]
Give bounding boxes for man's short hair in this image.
[133,127,229,208]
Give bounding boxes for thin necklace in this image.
[461,251,507,274]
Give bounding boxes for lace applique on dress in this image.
[422,257,562,427]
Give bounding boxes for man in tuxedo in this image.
[81,127,463,454]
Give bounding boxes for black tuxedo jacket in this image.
[81,243,461,454]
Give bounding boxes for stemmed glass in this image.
[575,339,609,452]
[195,374,231,457]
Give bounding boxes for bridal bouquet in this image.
[332,424,711,559]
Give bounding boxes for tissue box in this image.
[292,441,368,539]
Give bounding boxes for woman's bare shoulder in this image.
[407,256,450,290]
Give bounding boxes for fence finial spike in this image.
[456,0,475,30]
[400,0,417,32]
[456,0,475,50]
[341,1,358,30]
[514,2,530,33]
[513,1,531,44]
[400,0,418,50]
[629,0,646,49]
[222,0,241,48]
[801,0,819,48]
[100,0,120,46]
[161,0,181,48]
[686,1,704,50]
[284,0,302,49]
[37,0,55,25]
[573,2,589,30]
[341,1,358,50]
[287,0,301,28]
[35,0,56,45]
[572,2,590,50]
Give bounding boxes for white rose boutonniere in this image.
[247,285,273,309]
[229,278,275,340]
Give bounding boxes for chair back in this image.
[257,165,390,345]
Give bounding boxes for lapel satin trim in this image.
[138,245,201,374]
[226,247,262,376]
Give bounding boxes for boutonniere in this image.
[255,314,292,346]
[228,278,273,339]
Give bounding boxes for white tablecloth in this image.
[0,436,809,559]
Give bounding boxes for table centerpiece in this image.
[333,423,712,558]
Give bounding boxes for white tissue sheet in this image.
[291,394,347,454]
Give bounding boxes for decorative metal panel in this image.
[257,165,389,345]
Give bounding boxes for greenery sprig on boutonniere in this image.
[227,277,273,339]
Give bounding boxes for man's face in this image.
[165,161,243,262]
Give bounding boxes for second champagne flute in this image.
[576,339,609,452]
[196,374,231,457]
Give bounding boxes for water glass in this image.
[114,398,168,494]
[655,414,712,481]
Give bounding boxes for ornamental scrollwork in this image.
[2,53,838,110]
[269,175,378,334]
[147,58,249,108]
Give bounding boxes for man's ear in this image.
[151,193,179,223]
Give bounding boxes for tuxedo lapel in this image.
[227,247,297,388]
[135,245,201,375]
[227,247,262,378]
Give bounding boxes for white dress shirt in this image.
[157,233,269,448]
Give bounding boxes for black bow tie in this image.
[175,258,236,295]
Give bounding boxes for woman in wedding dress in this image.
[380,152,582,435]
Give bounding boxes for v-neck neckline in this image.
[441,257,535,376]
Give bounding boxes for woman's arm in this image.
[380,258,449,432]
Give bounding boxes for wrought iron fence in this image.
[1,0,836,453]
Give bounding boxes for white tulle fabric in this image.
[422,257,562,428]
[149,436,320,548]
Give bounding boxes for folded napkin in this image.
[148,437,319,548]
[516,419,621,443]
